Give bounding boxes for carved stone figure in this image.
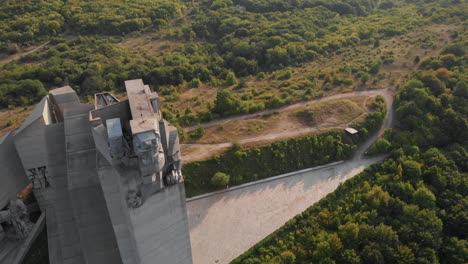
[27,166,50,189]
[0,199,32,240]
[127,190,143,209]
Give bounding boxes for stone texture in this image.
[2,81,193,264]
[0,132,28,210]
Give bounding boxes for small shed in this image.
[345,127,358,135]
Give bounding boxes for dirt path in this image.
[353,88,395,160]
[0,41,50,66]
[185,89,389,132]
[181,88,393,162]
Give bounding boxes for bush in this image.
[183,130,356,197]
[189,124,205,139]
[213,90,241,116]
[225,71,238,86]
[211,172,230,188]
[190,78,201,88]
[360,73,370,84]
[371,138,392,153]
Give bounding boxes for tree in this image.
[369,61,381,74]
[191,78,201,88]
[360,73,370,84]
[413,187,436,209]
[225,71,238,86]
[372,138,392,153]
[12,79,47,105]
[280,251,296,264]
[211,172,230,188]
[421,73,445,96]
[402,160,421,180]
[440,237,468,264]
[189,124,205,139]
[338,222,359,247]
[453,81,468,98]
[267,95,283,108]
[267,46,289,67]
[362,244,384,264]
[213,89,241,116]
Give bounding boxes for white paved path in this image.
[187,156,383,264]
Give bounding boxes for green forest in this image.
[232,40,467,263]
[0,0,465,127]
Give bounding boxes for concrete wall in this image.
[91,101,132,133]
[0,132,29,210]
[130,183,193,264]
[14,117,50,212]
[64,105,122,264]
[14,119,48,172]
[44,123,85,264]
[96,153,141,264]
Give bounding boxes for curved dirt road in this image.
[186,88,391,132]
[182,88,394,162]
[353,88,394,160]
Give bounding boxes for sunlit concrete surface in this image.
[187,156,383,264]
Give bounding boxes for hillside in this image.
[232,37,467,263]
[0,0,465,133]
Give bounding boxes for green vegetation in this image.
[1,0,464,128]
[189,124,206,139]
[183,130,356,197]
[231,38,467,264]
[0,0,183,49]
[211,172,231,188]
[353,95,386,138]
[389,48,467,149]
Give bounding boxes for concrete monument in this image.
[0,79,193,264]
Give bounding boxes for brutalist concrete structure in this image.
[0,132,33,263]
[0,79,193,264]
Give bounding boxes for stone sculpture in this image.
[0,199,32,240]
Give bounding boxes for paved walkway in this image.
[187,156,383,264]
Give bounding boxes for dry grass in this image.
[0,106,35,137]
[195,118,274,144]
[192,96,370,144]
[162,83,218,115]
[292,98,366,126]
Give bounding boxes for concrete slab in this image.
[187,157,384,264]
[0,132,28,209]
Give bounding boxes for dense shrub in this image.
[210,172,230,188]
[183,130,356,197]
